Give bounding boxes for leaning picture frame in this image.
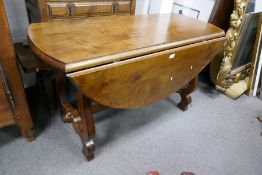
[247,13,262,96]
[232,12,261,69]
[210,0,262,99]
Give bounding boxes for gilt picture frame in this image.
[215,0,249,93]
[209,0,262,99]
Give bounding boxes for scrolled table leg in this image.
[177,77,198,111]
[56,71,96,161]
[76,91,96,161]
[22,129,36,142]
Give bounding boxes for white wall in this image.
[148,0,161,14]
[159,0,173,13]
[255,0,262,12]
[147,0,173,14]
[136,0,174,15]
[135,0,151,15]
[3,0,29,43]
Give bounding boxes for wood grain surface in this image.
[28,13,225,72]
[68,37,225,109]
[27,11,226,159]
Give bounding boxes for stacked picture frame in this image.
[247,14,262,97]
[209,0,262,99]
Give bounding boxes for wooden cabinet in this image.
[0,0,34,140]
[26,0,136,22]
[73,1,115,16]
[0,67,15,127]
[47,2,70,18]
[116,0,131,14]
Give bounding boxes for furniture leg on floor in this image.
[77,91,96,161]
[56,72,96,161]
[28,13,225,161]
[21,128,35,141]
[177,77,198,111]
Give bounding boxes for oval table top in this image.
[28,13,225,73]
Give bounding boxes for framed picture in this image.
[247,13,262,96]
[233,12,261,69]
[246,0,262,13]
[172,2,200,19]
[172,0,216,21]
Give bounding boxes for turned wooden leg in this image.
[177,93,192,111]
[56,72,96,161]
[18,111,35,142]
[76,91,96,161]
[21,129,35,142]
[177,77,198,111]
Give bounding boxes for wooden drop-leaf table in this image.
[28,13,225,161]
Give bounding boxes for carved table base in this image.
[56,72,96,161]
[56,72,198,161]
[177,77,198,111]
[76,92,96,161]
[22,129,36,142]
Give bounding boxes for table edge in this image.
[28,36,66,72]
[65,32,225,73]
[28,25,225,73]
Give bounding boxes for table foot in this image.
[177,94,192,111]
[56,72,96,161]
[22,129,35,142]
[177,77,198,111]
[82,139,95,161]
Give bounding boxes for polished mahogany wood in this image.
[76,91,96,161]
[15,43,48,73]
[28,13,225,73]
[177,77,198,111]
[68,38,225,109]
[0,0,34,140]
[28,13,225,160]
[25,0,136,113]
